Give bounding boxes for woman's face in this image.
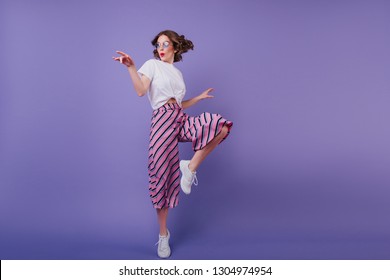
[156,35,175,64]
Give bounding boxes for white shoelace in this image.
[155,235,169,246]
[192,173,198,186]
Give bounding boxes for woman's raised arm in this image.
[113,51,150,97]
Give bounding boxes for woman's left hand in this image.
[182,88,215,109]
[198,88,215,100]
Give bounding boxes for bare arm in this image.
[113,51,150,96]
[182,88,214,109]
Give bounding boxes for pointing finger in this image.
[116,51,129,57]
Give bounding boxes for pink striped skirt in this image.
[148,103,233,209]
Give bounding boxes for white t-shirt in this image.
[138,59,186,110]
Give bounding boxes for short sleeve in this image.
[138,59,156,81]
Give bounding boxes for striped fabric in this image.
[148,103,233,209]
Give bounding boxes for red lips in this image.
[160,53,165,57]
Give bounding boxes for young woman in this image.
[113,30,233,258]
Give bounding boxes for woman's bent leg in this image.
[188,125,229,172]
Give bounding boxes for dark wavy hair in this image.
[151,30,194,62]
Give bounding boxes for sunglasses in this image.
[154,41,171,49]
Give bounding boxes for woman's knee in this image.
[219,125,229,138]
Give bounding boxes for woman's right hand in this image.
[112,51,135,68]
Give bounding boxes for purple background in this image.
[1,0,390,259]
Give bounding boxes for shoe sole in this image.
[180,161,191,195]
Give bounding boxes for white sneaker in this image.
[156,230,171,258]
[180,160,198,195]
